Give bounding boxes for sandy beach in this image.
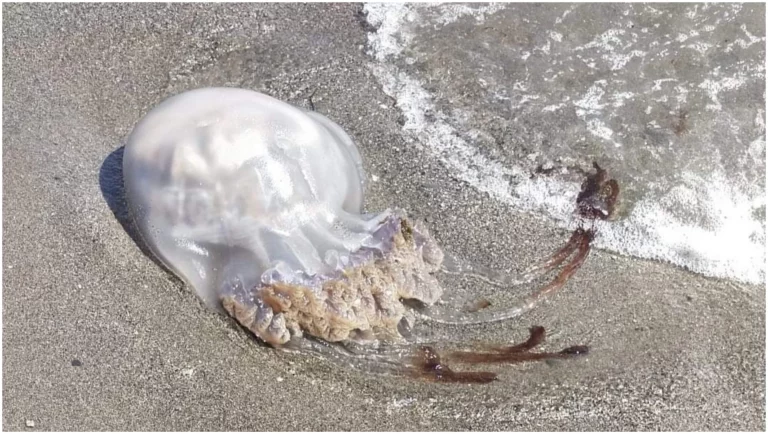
[3,3,764,430]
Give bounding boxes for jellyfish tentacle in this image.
[440,227,584,287]
[283,337,412,376]
[519,228,591,279]
[411,346,497,383]
[279,332,500,383]
[528,228,593,301]
[282,325,586,383]
[420,228,594,325]
[493,325,546,353]
[445,326,589,364]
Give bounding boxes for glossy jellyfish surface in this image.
[123,88,393,311]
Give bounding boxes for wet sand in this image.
[3,3,764,430]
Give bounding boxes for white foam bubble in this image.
[597,172,765,284]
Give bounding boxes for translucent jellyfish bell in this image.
[123,88,387,310]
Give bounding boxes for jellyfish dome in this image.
[123,88,390,311]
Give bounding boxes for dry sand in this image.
[3,3,764,430]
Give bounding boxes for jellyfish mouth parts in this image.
[413,326,589,384]
[221,213,447,347]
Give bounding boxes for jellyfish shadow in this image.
[98,145,174,275]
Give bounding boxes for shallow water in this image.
[364,3,766,285]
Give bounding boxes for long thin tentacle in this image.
[282,325,587,384]
[419,228,594,325]
[446,326,588,364]
[280,335,497,382]
[440,228,584,287]
[282,336,413,375]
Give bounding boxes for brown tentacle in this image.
[447,345,588,364]
[410,346,498,384]
[446,326,588,365]
[528,227,594,302]
[493,325,546,353]
[439,220,584,288]
[406,325,588,383]
[520,227,587,278]
[420,227,594,326]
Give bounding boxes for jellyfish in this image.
[122,88,617,383]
